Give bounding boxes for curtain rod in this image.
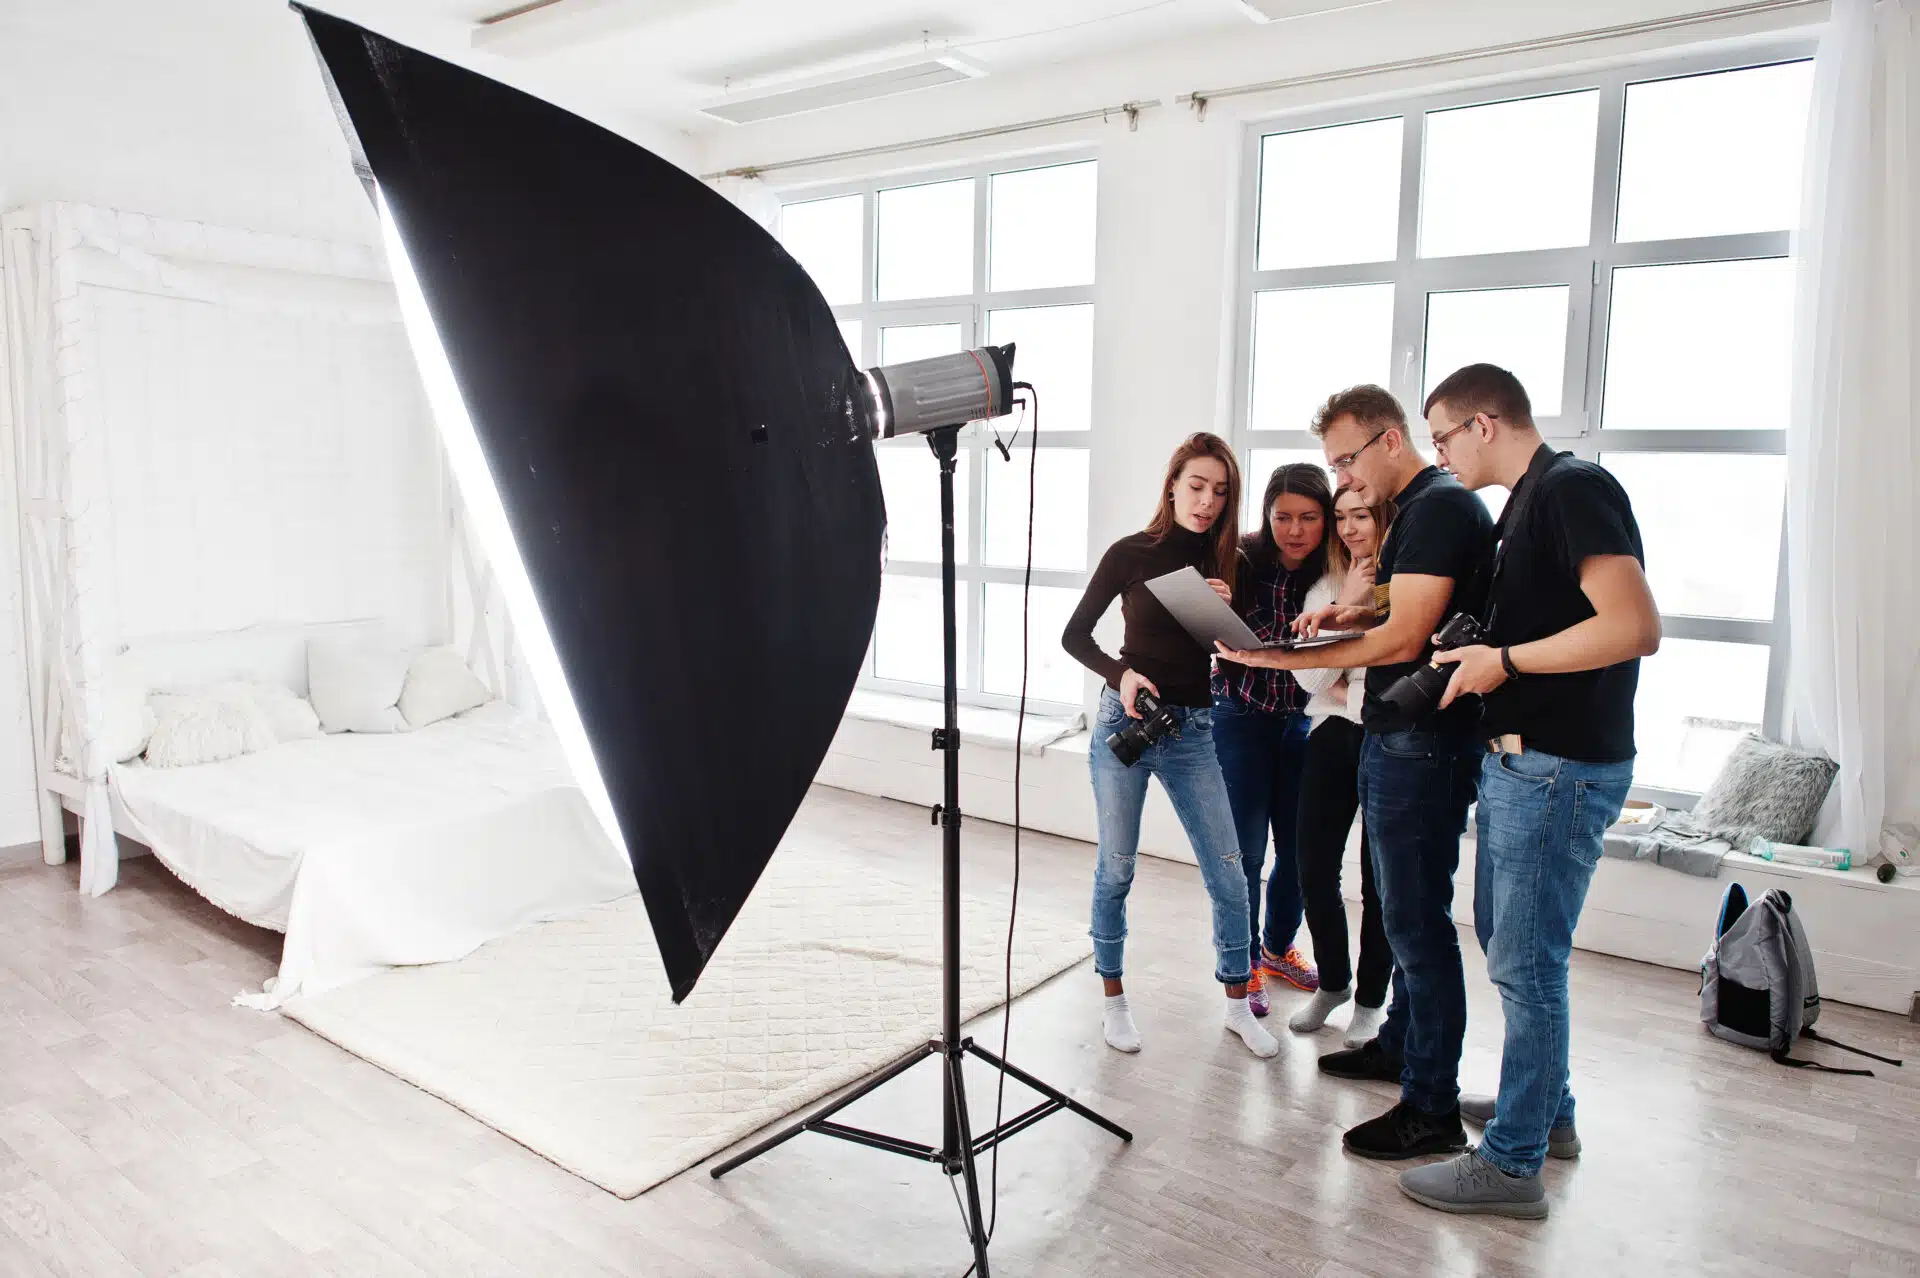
[699,101,1153,181]
[701,0,1823,181]
[1179,0,1826,113]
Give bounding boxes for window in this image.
[1237,51,1811,801]
[778,158,1098,712]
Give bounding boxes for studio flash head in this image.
[1380,612,1488,719]
[856,343,1017,439]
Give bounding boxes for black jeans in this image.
[1295,717,1392,1007]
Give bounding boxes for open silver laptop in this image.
[1144,567,1361,652]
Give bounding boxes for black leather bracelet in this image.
[1500,646,1522,680]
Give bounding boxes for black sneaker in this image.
[1317,1038,1404,1082]
[1343,1101,1468,1161]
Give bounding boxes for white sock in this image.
[1223,996,1278,1058]
[1103,993,1141,1053]
[1287,985,1353,1034]
[1343,1002,1386,1048]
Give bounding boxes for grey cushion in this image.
[1687,734,1839,848]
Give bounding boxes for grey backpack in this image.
[1700,883,1902,1075]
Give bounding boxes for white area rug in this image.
[283,848,1090,1197]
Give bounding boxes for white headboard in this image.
[116,620,389,696]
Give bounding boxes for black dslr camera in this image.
[1107,689,1179,767]
[1380,613,1487,718]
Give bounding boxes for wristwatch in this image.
[1500,646,1522,680]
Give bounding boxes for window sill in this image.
[842,690,1086,756]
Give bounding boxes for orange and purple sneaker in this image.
[1246,967,1270,1017]
[1261,945,1320,993]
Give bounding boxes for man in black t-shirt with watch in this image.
[1398,364,1660,1221]
[1215,385,1492,1164]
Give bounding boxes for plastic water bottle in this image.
[1749,836,1851,872]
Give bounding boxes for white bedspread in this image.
[108,704,637,1006]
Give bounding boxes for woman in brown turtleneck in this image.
[1061,431,1277,1060]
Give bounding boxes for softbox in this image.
[297,6,884,1002]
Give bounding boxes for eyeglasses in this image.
[1329,430,1388,473]
[1431,412,1495,456]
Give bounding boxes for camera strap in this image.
[1483,444,1571,633]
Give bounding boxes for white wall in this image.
[0,0,700,851]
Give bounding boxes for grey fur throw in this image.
[1686,734,1839,848]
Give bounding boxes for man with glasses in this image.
[1215,384,1492,1161]
[1396,364,1658,1219]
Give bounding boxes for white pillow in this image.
[398,646,493,728]
[145,691,272,768]
[244,680,323,744]
[100,655,155,764]
[308,640,410,734]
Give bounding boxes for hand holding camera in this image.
[1379,613,1491,717]
[1108,673,1181,767]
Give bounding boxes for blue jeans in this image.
[1362,727,1481,1115]
[1473,748,1631,1177]
[1089,687,1251,985]
[1210,698,1308,960]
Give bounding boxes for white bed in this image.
[107,700,636,1007]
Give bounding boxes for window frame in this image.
[776,152,1099,715]
[1232,42,1812,804]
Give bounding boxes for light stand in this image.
[710,424,1132,1276]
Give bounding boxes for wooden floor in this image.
[1,787,1916,1278]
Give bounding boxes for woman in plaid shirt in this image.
[1212,463,1336,1014]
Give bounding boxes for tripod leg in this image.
[711,1041,939,1178]
[945,1048,992,1278]
[965,1042,1133,1143]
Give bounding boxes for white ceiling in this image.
[311,0,1367,133]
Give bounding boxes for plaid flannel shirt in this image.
[1210,559,1313,714]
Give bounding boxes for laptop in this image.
[1144,567,1362,653]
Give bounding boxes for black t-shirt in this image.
[1364,466,1495,734]
[1481,448,1645,763]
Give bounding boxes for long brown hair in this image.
[1326,482,1396,580]
[1146,432,1241,592]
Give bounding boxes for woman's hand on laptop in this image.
[1205,577,1232,604]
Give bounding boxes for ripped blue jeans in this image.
[1088,687,1251,985]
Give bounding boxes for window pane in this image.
[1423,286,1569,416]
[1244,449,1330,528]
[1420,91,1599,258]
[987,304,1094,432]
[877,178,974,301]
[1257,118,1402,270]
[874,575,968,687]
[778,194,863,306]
[837,319,864,364]
[1250,284,1394,434]
[1617,62,1815,243]
[1633,638,1769,792]
[985,448,1088,571]
[880,322,963,365]
[988,161,1097,292]
[876,445,969,565]
[983,583,1083,703]
[1601,258,1793,431]
[1601,453,1784,621]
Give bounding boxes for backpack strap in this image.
[1803,1027,1905,1067]
[1770,1047,1876,1077]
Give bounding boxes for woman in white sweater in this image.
[1286,484,1397,1043]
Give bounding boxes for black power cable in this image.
[955,382,1039,1278]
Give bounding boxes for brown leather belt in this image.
[1487,734,1524,755]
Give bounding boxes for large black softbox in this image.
[297,6,883,1002]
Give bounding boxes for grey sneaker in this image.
[1399,1149,1548,1220]
[1457,1093,1581,1159]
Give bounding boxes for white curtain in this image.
[1786,0,1920,866]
